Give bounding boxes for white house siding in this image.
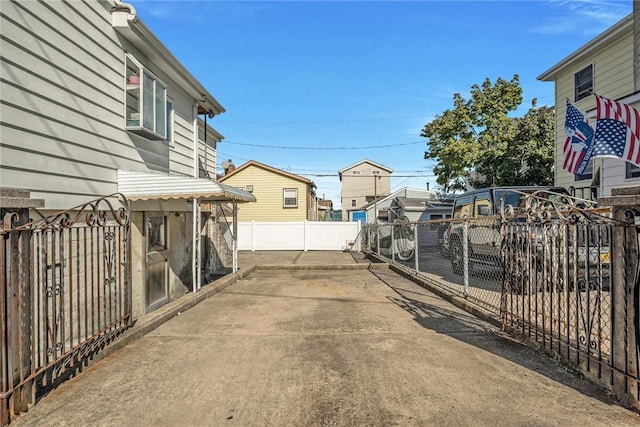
[169,109,196,176]
[0,0,235,320]
[552,29,636,196]
[1,1,126,208]
[196,122,220,178]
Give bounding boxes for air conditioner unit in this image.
[245,185,254,192]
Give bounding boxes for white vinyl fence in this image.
[237,221,362,251]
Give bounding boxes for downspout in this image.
[192,103,200,292]
[193,103,199,178]
[113,1,138,17]
[204,112,208,177]
[233,202,238,273]
[634,0,640,91]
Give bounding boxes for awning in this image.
[117,170,256,202]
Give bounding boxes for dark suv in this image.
[447,186,571,275]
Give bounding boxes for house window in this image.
[575,157,593,181]
[430,214,442,231]
[627,162,640,179]
[125,54,168,140]
[283,188,298,208]
[147,216,167,252]
[574,64,593,102]
[351,199,357,207]
[352,171,361,175]
[372,170,380,175]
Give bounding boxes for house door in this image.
[146,213,169,312]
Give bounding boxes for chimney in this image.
[224,160,235,175]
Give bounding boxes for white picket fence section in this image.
[237,221,362,251]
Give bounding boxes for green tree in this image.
[487,103,555,186]
[422,75,525,191]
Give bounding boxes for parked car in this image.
[543,223,611,292]
[447,186,573,275]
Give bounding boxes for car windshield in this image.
[497,189,570,212]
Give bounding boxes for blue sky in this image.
[133,0,632,208]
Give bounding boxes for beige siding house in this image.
[219,161,317,221]
[339,159,393,221]
[538,12,640,198]
[0,0,254,318]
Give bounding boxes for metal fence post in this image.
[463,220,469,298]
[1,224,9,426]
[391,224,395,262]
[599,186,640,409]
[1,210,33,423]
[414,222,419,272]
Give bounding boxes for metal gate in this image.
[499,191,640,407]
[1,194,132,425]
[362,187,640,407]
[500,195,613,372]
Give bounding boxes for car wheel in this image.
[450,239,464,275]
[397,249,414,262]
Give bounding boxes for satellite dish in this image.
[221,160,230,169]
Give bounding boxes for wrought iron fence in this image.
[1,194,131,425]
[361,191,626,398]
[499,202,613,366]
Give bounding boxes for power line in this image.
[214,114,428,124]
[299,174,435,177]
[222,140,424,150]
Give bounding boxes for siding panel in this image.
[222,166,311,221]
[0,0,219,209]
[552,31,635,194]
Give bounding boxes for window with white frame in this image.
[574,64,593,102]
[627,162,640,179]
[283,188,298,208]
[575,157,594,181]
[125,54,168,140]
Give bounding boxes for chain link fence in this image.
[361,196,612,363]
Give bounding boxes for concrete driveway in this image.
[11,252,640,426]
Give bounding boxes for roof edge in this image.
[219,160,315,187]
[537,13,632,81]
[338,159,394,175]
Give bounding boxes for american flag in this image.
[563,101,594,174]
[592,95,640,167]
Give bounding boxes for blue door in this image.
[351,211,366,222]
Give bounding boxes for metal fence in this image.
[1,195,132,425]
[361,191,640,405]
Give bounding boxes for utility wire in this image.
[215,114,428,124]
[222,140,423,150]
[213,96,553,125]
[299,174,435,177]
